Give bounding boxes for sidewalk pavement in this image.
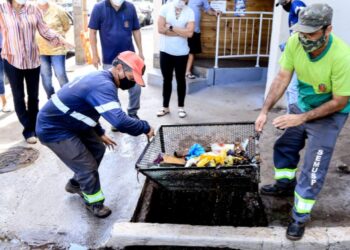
[1,57,350,249]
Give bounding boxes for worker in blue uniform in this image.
[36,51,154,218]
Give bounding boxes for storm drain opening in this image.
[0,146,39,174]
[132,179,268,227]
[132,123,269,227]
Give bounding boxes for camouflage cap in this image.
[275,0,289,7]
[291,4,333,33]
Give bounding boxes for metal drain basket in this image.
[136,122,260,191]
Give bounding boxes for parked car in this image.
[60,0,73,16]
[135,5,147,27]
[133,0,153,26]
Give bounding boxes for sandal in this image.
[1,103,11,113]
[157,107,170,117]
[178,108,187,118]
[186,73,196,79]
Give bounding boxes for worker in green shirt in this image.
[255,4,350,240]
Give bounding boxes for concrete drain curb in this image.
[104,222,350,249]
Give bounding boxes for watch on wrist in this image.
[169,25,173,31]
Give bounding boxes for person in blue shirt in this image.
[185,0,219,79]
[276,0,306,110]
[88,0,144,129]
[36,51,154,218]
[276,0,306,30]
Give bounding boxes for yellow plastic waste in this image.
[196,153,215,167]
[196,157,211,167]
[195,151,228,167]
[209,160,216,167]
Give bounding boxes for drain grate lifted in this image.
[136,123,260,192]
[0,146,39,174]
[133,123,267,227]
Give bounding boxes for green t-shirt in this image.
[279,33,350,113]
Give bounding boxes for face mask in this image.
[15,0,27,5]
[119,77,136,90]
[282,2,291,12]
[37,0,48,5]
[298,32,327,53]
[111,0,124,7]
[173,0,186,9]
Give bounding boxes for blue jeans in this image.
[40,55,69,99]
[0,49,4,95]
[103,64,140,116]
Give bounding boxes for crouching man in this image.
[36,51,154,218]
[255,4,350,240]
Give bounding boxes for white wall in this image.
[153,0,163,56]
[265,0,350,105]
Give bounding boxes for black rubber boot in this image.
[260,183,294,197]
[85,203,112,218]
[65,179,83,198]
[286,220,305,241]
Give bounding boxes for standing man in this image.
[36,51,154,218]
[36,0,71,99]
[256,4,350,241]
[276,0,306,108]
[89,0,144,128]
[185,0,219,79]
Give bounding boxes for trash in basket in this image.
[136,122,260,191]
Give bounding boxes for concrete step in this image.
[147,68,210,95]
[211,67,268,85]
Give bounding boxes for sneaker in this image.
[260,183,294,197]
[85,203,112,218]
[26,136,37,144]
[186,73,196,79]
[286,219,305,241]
[157,107,170,117]
[178,108,187,118]
[65,179,83,198]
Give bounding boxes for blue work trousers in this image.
[273,104,348,223]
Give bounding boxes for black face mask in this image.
[282,2,291,12]
[119,77,136,90]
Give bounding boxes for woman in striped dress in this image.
[0,0,72,143]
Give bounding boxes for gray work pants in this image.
[42,129,106,204]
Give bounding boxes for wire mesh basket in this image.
[136,122,260,191]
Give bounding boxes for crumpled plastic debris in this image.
[186,144,205,160]
[153,153,164,164]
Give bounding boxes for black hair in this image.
[7,0,12,4]
[112,58,132,71]
[322,25,330,31]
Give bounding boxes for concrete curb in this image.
[104,222,350,249]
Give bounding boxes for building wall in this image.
[152,0,274,59]
[199,0,274,58]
